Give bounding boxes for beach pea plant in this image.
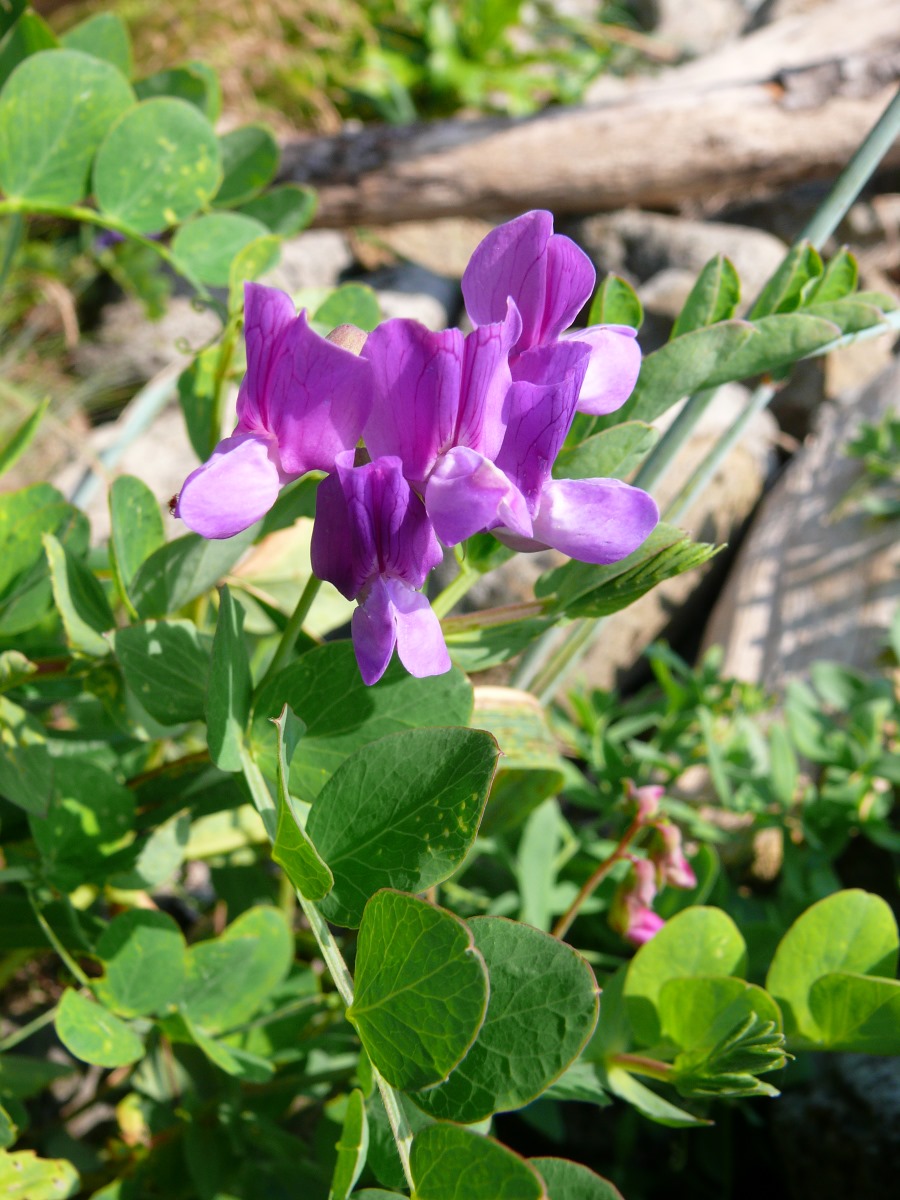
[3,9,900,1197]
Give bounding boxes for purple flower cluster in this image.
[176,211,659,685]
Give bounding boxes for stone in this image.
[360,262,461,329]
[262,228,354,293]
[632,0,758,57]
[353,217,496,279]
[701,353,900,688]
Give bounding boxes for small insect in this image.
[168,494,179,516]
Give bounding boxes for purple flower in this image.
[427,339,659,562]
[362,305,522,545]
[176,283,373,539]
[310,452,450,686]
[462,210,641,416]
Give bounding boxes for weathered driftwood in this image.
[701,354,900,689]
[278,0,900,228]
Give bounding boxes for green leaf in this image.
[114,619,212,726]
[0,3,26,41]
[0,649,33,692]
[554,422,658,482]
[227,234,281,311]
[474,689,567,835]
[130,525,256,618]
[215,123,279,206]
[412,917,598,1123]
[766,889,899,1042]
[29,759,135,888]
[250,642,473,798]
[619,322,753,424]
[0,49,133,204]
[43,532,114,656]
[93,97,221,233]
[671,255,740,338]
[177,344,220,462]
[0,13,58,90]
[0,1056,73,1098]
[134,63,221,120]
[410,1123,546,1200]
[0,1103,16,1149]
[330,1089,369,1200]
[110,809,189,891]
[532,1158,623,1200]
[171,211,270,286]
[0,1150,79,1199]
[180,905,293,1034]
[516,799,562,933]
[803,298,886,336]
[0,396,49,479]
[94,909,186,1018]
[444,616,554,674]
[588,274,642,329]
[702,313,841,386]
[658,976,782,1052]
[175,1012,274,1082]
[535,523,720,619]
[108,475,165,603]
[603,1066,710,1128]
[55,989,143,1068]
[768,722,798,805]
[238,184,317,236]
[60,12,132,78]
[623,907,747,1046]
[206,586,252,771]
[0,696,53,816]
[271,705,333,901]
[750,241,822,318]
[313,285,382,334]
[803,247,858,304]
[309,727,498,928]
[808,972,900,1053]
[349,891,489,1091]
[0,483,89,636]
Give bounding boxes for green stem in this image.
[0,1004,58,1052]
[440,598,547,634]
[25,891,90,987]
[608,1052,673,1083]
[431,564,479,619]
[631,388,717,494]
[0,197,221,313]
[258,575,322,688]
[240,750,416,1191]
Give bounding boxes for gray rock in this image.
[362,262,461,329]
[568,210,787,308]
[632,0,764,55]
[263,228,354,293]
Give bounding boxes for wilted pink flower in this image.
[177,283,373,539]
[651,822,697,891]
[461,210,642,416]
[627,781,664,824]
[310,452,449,686]
[610,857,665,946]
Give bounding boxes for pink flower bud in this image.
[610,857,665,946]
[626,781,664,824]
[651,822,697,891]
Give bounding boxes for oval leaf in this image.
[309,727,498,928]
[411,1123,546,1200]
[94,908,186,1018]
[349,891,489,1091]
[766,889,899,1041]
[624,907,747,1046]
[215,123,279,206]
[533,1158,623,1200]
[0,49,133,204]
[171,211,270,286]
[93,97,221,232]
[412,916,598,1123]
[55,989,144,1068]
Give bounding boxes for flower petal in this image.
[176,432,283,539]
[386,579,451,679]
[352,577,397,686]
[563,324,641,415]
[425,446,531,546]
[263,309,373,477]
[462,210,595,353]
[530,478,659,564]
[310,453,369,600]
[364,320,464,487]
[454,299,521,460]
[236,283,299,430]
[495,341,590,505]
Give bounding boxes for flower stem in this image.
[0,1003,58,1052]
[0,212,23,298]
[441,598,547,633]
[431,564,479,619]
[552,815,642,940]
[608,1052,673,1082]
[26,891,91,987]
[259,575,322,688]
[240,750,416,1191]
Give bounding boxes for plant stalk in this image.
[258,575,322,688]
[552,814,642,940]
